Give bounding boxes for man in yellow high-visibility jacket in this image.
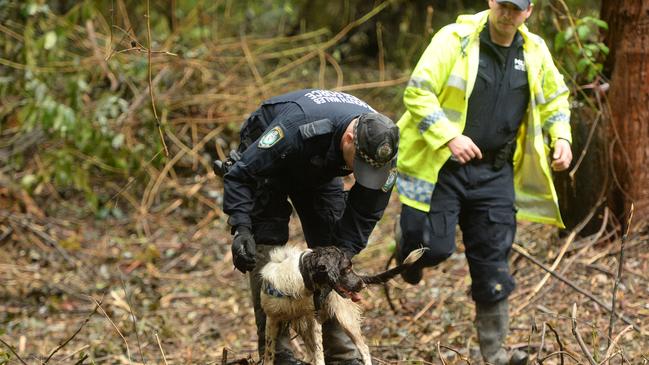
[395,0,572,363]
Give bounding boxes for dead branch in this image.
[515,195,605,314]
[538,322,547,361]
[0,337,28,365]
[1,212,77,267]
[43,300,102,364]
[571,303,597,365]
[121,278,146,364]
[538,351,581,363]
[546,322,565,365]
[513,244,642,333]
[436,342,447,365]
[608,203,634,347]
[438,343,470,364]
[154,333,169,365]
[145,0,169,157]
[603,325,633,364]
[91,296,133,364]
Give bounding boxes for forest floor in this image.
[1,187,648,365]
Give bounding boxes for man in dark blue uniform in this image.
[219,89,399,365]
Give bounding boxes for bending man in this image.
[221,89,399,365]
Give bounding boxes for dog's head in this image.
[301,246,364,302]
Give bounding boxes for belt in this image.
[448,146,513,171]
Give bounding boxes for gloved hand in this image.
[231,226,256,273]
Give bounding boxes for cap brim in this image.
[496,0,528,10]
[353,155,393,190]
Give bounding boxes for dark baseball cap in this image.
[496,0,531,10]
[353,113,399,190]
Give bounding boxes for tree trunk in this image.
[601,0,649,227]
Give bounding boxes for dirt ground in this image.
[1,190,648,364]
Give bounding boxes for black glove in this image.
[232,226,256,273]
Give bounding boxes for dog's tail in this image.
[360,248,427,285]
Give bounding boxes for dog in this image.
[259,245,425,365]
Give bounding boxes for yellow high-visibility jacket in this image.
[397,10,572,227]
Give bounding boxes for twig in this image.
[333,76,410,92]
[121,278,146,365]
[324,52,343,88]
[73,353,89,365]
[145,0,169,157]
[0,226,13,243]
[43,300,102,363]
[438,344,470,364]
[240,34,267,99]
[515,196,605,314]
[155,333,169,365]
[569,112,601,184]
[513,244,642,332]
[571,303,597,365]
[436,342,447,365]
[264,0,395,81]
[546,322,565,365]
[0,337,28,365]
[376,22,385,82]
[603,325,633,364]
[91,297,132,364]
[608,203,634,348]
[3,213,77,267]
[538,351,581,363]
[538,322,547,361]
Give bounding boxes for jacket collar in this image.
[324,117,355,172]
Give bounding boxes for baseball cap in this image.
[353,113,399,190]
[496,0,531,10]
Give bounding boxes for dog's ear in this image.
[307,247,341,286]
[313,263,330,285]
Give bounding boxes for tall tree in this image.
[600,0,649,226]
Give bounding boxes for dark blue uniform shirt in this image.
[464,26,529,152]
[223,89,392,254]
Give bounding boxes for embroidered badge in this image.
[258,126,284,149]
[376,142,393,161]
[514,58,526,72]
[382,168,397,192]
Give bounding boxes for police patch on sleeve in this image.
[381,168,397,192]
[258,126,284,149]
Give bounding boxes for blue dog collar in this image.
[262,281,287,298]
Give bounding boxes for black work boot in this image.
[394,216,423,285]
[475,299,529,365]
[271,351,309,365]
[322,319,364,365]
[250,244,302,363]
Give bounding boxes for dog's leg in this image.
[263,316,280,365]
[330,298,372,365]
[294,317,325,365]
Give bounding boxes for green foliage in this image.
[554,15,609,83]
[1,0,159,213]
[0,0,607,216]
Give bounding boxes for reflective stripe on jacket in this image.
[396,10,572,227]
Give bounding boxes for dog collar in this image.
[299,250,315,292]
[262,281,288,298]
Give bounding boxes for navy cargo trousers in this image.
[398,158,517,304]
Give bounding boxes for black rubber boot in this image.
[475,299,528,365]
